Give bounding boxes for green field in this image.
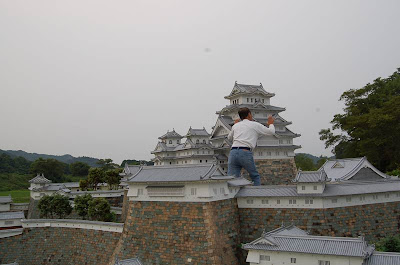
[0,189,30,203]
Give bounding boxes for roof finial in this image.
[235,81,237,84]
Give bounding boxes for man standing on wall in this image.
[227,107,275,186]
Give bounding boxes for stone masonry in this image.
[0,227,120,265]
[112,199,241,265]
[242,158,298,185]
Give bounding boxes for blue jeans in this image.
[227,149,261,186]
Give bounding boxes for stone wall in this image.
[0,226,121,265]
[112,199,241,265]
[243,158,297,185]
[239,201,400,246]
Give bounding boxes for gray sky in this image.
[1,0,399,164]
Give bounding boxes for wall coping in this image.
[0,228,23,238]
[22,219,123,233]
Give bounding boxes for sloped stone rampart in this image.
[113,199,241,265]
[239,201,400,248]
[242,158,298,185]
[0,222,121,265]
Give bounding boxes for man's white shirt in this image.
[227,119,275,149]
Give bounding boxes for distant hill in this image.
[0,149,100,168]
[295,153,321,164]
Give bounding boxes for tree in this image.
[295,154,315,171]
[74,194,93,219]
[316,156,328,169]
[52,194,72,218]
[79,179,89,191]
[37,194,72,219]
[97,158,118,171]
[88,198,115,222]
[376,235,400,252]
[37,195,53,218]
[30,158,65,182]
[104,169,122,190]
[87,168,105,190]
[320,69,400,172]
[121,159,154,167]
[70,162,90,177]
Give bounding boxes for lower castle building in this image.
[2,157,400,265]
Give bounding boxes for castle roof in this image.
[220,103,285,114]
[225,82,275,99]
[127,164,231,183]
[158,129,183,140]
[319,157,389,181]
[186,127,210,137]
[236,179,400,198]
[29,174,52,184]
[364,251,400,265]
[294,169,328,183]
[243,225,373,258]
[0,211,24,220]
[0,195,12,204]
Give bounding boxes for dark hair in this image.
[238,107,251,120]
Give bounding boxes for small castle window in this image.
[196,139,199,144]
[169,162,172,165]
[203,139,206,144]
[276,151,280,156]
[360,196,366,201]
[213,188,217,195]
[346,197,352,202]
[169,140,172,144]
[289,199,296,204]
[262,199,268,204]
[276,199,280,204]
[279,140,283,144]
[318,261,330,265]
[205,160,207,163]
[291,258,296,263]
[246,199,254,204]
[331,199,337,203]
[251,98,253,102]
[313,186,318,190]
[247,98,249,102]
[5,220,14,225]
[191,188,197,196]
[385,194,390,198]
[200,160,202,163]
[260,255,270,261]
[267,152,271,156]
[302,186,305,190]
[258,152,263,156]
[284,151,288,156]
[373,195,378,199]
[177,140,180,144]
[262,99,265,103]
[138,189,143,195]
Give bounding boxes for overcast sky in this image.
[1,1,399,164]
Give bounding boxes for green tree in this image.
[87,168,105,190]
[74,194,93,219]
[104,169,122,190]
[70,162,90,177]
[88,198,115,222]
[30,158,65,182]
[79,179,89,191]
[320,69,400,172]
[376,235,400,252]
[52,194,72,218]
[295,154,316,171]
[97,158,118,171]
[0,153,31,174]
[316,156,328,169]
[37,195,54,218]
[37,194,72,219]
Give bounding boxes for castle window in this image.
[202,151,205,154]
[397,193,400,197]
[205,160,208,163]
[258,152,263,156]
[200,160,202,163]
[385,194,390,198]
[203,139,206,144]
[346,197,352,202]
[305,199,313,204]
[313,186,318,190]
[267,152,271,156]
[318,261,330,265]
[284,151,288,156]
[276,151,280,156]
[373,195,378,199]
[169,140,172,144]
[197,151,199,154]
[147,186,184,197]
[196,139,199,144]
[262,99,265,103]
[279,140,283,144]
[169,162,172,165]
[185,161,187,164]
[191,188,197,196]
[262,199,269,204]
[251,98,253,102]
[276,199,280,204]
[213,188,217,195]
[302,186,305,190]
[360,196,366,201]
[246,199,254,204]
[5,220,14,225]
[208,151,210,154]
[247,98,249,102]
[138,189,143,195]
[177,140,180,144]
[287,140,291,144]
[289,199,296,204]
[260,255,270,261]
[331,199,337,203]
[291,258,296,263]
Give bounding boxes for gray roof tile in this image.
[225,82,274,98]
[115,257,143,265]
[186,127,210,137]
[364,252,400,265]
[243,225,371,258]
[0,195,12,204]
[158,130,183,140]
[29,174,52,184]
[294,170,328,183]
[0,211,24,220]
[128,164,231,183]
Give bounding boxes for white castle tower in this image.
[210,82,301,184]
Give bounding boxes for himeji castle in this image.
[152,82,301,184]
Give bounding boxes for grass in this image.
[0,189,30,203]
